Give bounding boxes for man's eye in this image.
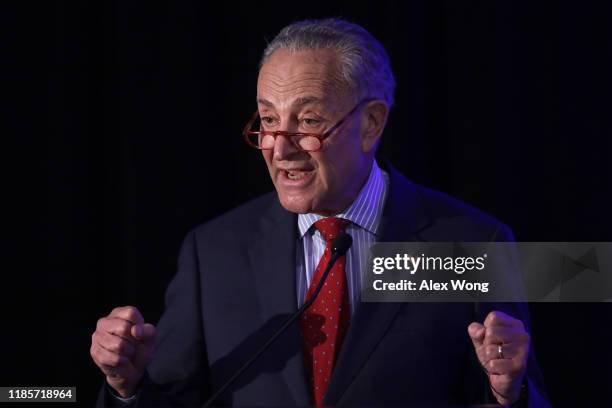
[261,116,277,126]
[301,118,321,127]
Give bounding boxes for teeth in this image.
[287,170,307,180]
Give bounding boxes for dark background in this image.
[6,0,612,407]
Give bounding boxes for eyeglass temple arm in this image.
[242,110,261,135]
[321,97,377,138]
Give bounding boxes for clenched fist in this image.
[90,306,156,398]
[468,311,530,406]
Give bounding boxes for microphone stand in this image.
[202,233,353,408]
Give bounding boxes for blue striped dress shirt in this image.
[296,160,389,315]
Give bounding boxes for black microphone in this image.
[202,232,353,408]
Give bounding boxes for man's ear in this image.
[359,100,389,153]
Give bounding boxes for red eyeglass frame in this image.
[242,98,376,152]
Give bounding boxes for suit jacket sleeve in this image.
[481,224,551,408]
[95,230,211,408]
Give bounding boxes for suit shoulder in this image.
[188,192,279,241]
[413,182,514,241]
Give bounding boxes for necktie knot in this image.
[313,217,350,243]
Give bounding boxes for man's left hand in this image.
[468,311,530,405]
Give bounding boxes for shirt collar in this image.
[297,159,388,237]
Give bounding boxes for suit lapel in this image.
[324,164,432,405]
[247,198,311,405]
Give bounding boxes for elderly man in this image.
[91,19,550,407]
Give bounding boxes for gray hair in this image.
[260,18,396,107]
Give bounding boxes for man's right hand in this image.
[90,306,156,398]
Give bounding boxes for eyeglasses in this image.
[242,98,375,152]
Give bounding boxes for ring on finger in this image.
[497,342,505,359]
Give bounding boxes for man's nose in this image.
[272,134,300,161]
[272,120,301,160]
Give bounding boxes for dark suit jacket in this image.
[97,164,550,407]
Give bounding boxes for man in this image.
[91,19,550,407]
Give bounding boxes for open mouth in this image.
[286,170,311,180]
[280,168,315,185]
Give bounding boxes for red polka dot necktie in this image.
[299,217,351,407]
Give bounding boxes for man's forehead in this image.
[256,95,328,109]
[256,48,350,108]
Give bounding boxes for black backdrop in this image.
[8,1,612,407]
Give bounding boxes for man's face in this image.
[257,48,371,215]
